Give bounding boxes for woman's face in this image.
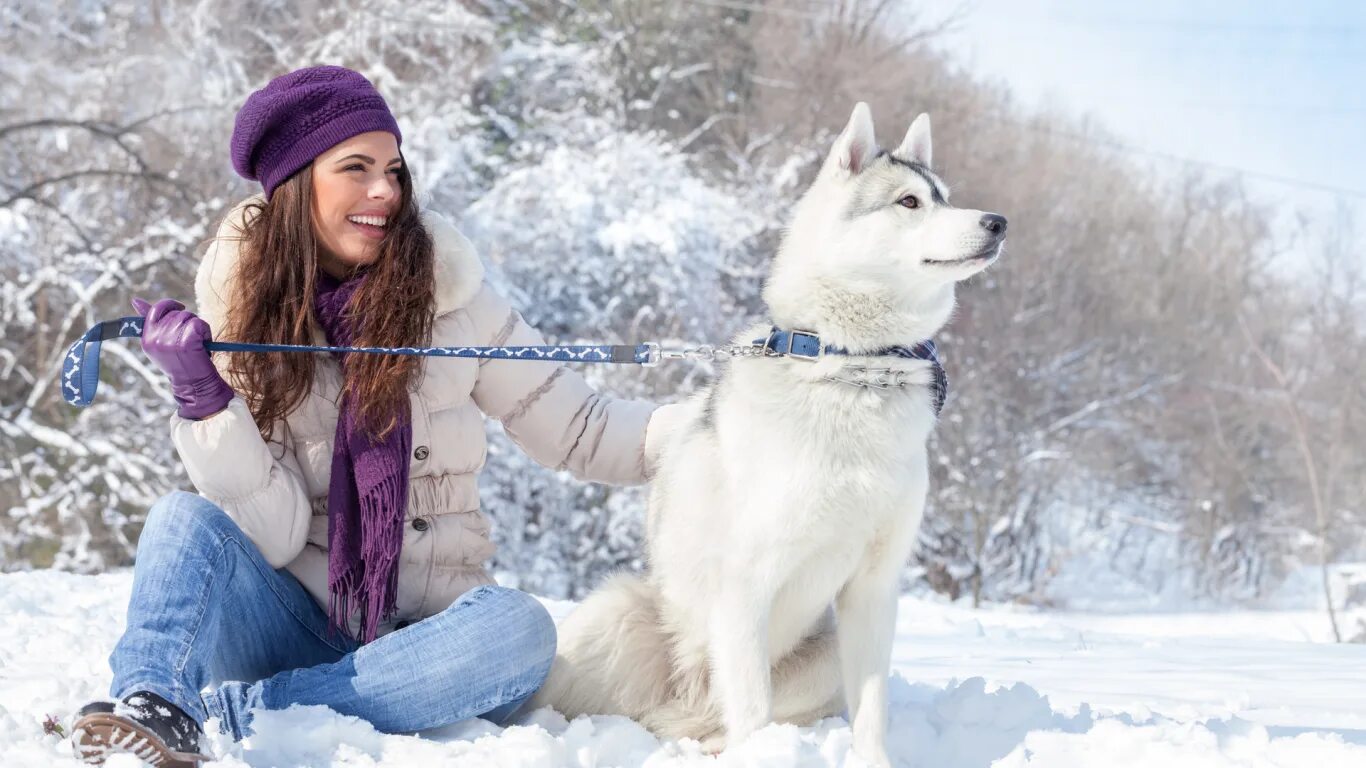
[310,131,403,279]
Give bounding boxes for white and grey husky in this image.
[529,103,1006,767]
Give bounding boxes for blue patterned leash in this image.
[61,316,664,408]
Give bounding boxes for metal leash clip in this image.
[641,343,718,367]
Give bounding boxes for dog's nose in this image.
[980,213,1008,236]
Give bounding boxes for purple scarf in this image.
[314,268,411,643]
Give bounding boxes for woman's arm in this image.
[467,282,669,486]
[170,389,312,568]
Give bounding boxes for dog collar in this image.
[751,326,948,415]
[752,326,938,362]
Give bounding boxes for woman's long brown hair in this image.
[220,160,435,443]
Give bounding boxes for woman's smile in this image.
[347,216,388,240]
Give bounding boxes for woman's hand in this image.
[131,297,235,420]
[643,402,691,480]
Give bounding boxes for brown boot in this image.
[71,691,208,767]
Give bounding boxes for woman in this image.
[70,65,679,766]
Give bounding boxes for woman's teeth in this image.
[347,215,387,228]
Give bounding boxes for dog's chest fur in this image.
[725,352,934,552]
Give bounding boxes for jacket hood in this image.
[193,194,486,337]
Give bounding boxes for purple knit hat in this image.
[231,65,402,199]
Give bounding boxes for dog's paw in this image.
[697,731,728,755]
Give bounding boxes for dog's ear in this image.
[826,102,877,176]
[895,113,932,168]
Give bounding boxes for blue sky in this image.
[932,0,1364,270]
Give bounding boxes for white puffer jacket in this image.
[171,194,678,636]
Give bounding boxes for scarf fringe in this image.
[357,470,407,642]
[327,570,360,642]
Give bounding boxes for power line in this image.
[986,115,1366,200]
[1043,14,1360,35]
[953,19,1362,59]
[966,11,1364,60]
[1169,101,1366,116]
[1118,43,1360,60]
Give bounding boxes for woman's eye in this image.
[343,164,401,174]
[898,195,920,209]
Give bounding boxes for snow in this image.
[3,571,1364,767]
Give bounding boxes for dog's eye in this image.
[898,195,920,209]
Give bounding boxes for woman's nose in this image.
[370,174,397,200]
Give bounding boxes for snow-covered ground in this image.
[2,569,1364,767]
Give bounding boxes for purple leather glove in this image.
[131,297,235,420]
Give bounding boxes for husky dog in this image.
[529,103,1006,767]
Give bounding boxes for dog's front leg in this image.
[708,587,772,746]
[836,562,900,768]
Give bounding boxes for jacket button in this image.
[413,445,429,461]
[411,517,429,532]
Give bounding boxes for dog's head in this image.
[763,103,1007,350]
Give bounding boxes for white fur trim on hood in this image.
[193,194,486,337]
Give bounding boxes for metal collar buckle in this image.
[761,328,821,361]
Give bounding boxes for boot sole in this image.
[71,712,207,767]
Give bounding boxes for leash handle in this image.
[61,316,653,408]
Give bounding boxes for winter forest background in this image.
[1,1,1363,634]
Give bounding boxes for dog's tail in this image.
[528,572,676,721]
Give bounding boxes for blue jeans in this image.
[109,491,556,741]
